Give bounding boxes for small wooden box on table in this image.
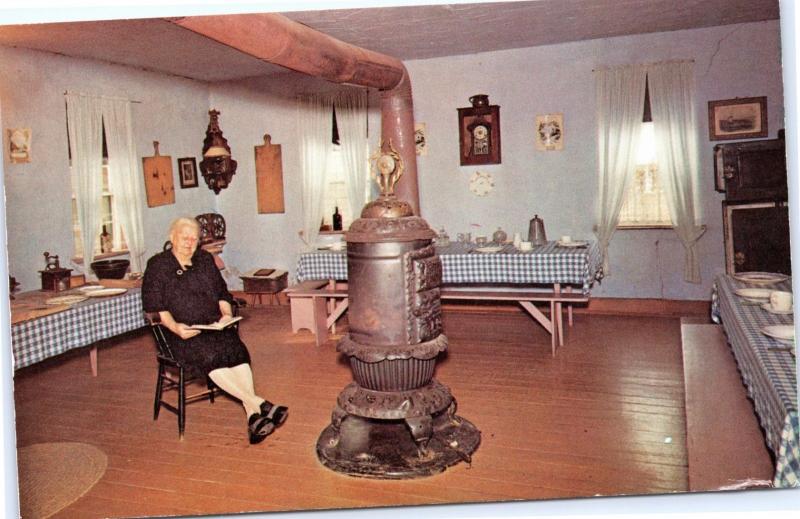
[240,269,288,306]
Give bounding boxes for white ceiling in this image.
[0,0,781,83]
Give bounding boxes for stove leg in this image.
[325,404,348,448]
[405,415,433,453]
[443,400,462,427]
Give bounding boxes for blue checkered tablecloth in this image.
[296,241,603,294]
[711,274,798,487]
[11,288,147,370]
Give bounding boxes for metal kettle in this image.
[528,214,547,246]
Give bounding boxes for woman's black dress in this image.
[142,248,250,378]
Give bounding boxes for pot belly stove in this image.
[316,145,480,479]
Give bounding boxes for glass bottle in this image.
[332,206,343,231]
[100,225,112,253]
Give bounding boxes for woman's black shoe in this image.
[248,413,275,444]
[260,401,289,428]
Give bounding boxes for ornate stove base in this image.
[316,395,480,479]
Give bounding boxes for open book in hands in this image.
[189,315,243,331]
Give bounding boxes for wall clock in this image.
[458,94,501,166]
[469,170,494,197]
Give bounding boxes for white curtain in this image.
[334,90,369,222]
[298,94,333,250]
[594,65,647,275]
[66,93,104,276]
[648,62,706,283]
[101,97,147,272]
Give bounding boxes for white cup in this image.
[770,290,793,311]
[519,241,532,251]
[560,235,572,244]
[330,242,345,251]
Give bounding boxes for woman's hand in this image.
[158,310,200,340]
[174,322,201,340]
[212,314,232,327]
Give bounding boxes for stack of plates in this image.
[733,271,789,286]
[475,246,504,253]
[734,288,772,302]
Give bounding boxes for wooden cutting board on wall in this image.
[254,134,285,214]
[142,141,175,207]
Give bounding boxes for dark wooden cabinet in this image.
[714,137,787,201]
[722,201,791,275]
[715,133,790,275]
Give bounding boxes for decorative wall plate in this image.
[469,171,494,197]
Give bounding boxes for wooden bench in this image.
[286,285,588,354]
[285,281,349,347]
[442,289,588,355]
[681,322,774,491]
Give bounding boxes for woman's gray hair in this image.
[168,217,200,241]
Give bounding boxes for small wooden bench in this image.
[681,322,774,491]
[285,282,349,346]
[286,285,588,354]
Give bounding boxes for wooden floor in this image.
[13,306,689,517]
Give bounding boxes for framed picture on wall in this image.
[708,96,768,141]
[177,157,198,188]
[414,122,428,156]
[458,94,501,165]
[535,113,563,151]
[7,128,31,163]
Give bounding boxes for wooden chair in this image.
[147,311,245,438]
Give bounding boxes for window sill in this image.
[72,250,129,264]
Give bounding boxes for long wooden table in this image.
[711,274,798,487]
[10,287,146,375]
[293,241,603,350]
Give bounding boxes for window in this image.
[617,78,672,229]
[320,144,353,230]
[69,129,127,258]
[319,107,359,231]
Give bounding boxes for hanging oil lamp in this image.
[199,109,237,194]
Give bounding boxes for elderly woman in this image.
[142,217,287,444]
